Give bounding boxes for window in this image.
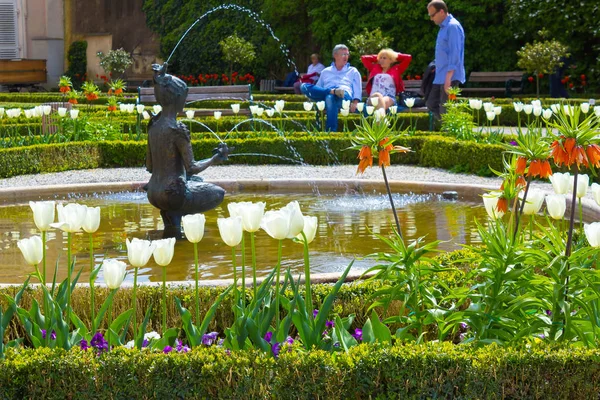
[0,0,18,59]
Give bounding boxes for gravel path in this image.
[0,165,507,188]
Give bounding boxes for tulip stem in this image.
[67,232,72,326]
[514,175,533,241]
[275,239,283,329]
[241,233,246,309]
[579,197,583,232]
[162,266,167,335]
[194,242,199,324]
[564,168,579,314]
[251,232,257,301]
[301,232,313,317]
[232,246,238,307]
[89,233,96,325]
[381,165,402,239]
[132,267,138,340]
[42,231,46,285]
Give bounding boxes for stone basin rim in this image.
[0,178,497,204]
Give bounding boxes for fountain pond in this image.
[0,183,489,285]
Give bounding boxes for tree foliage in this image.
[220,33,256,77]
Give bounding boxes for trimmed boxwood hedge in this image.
[0,134,507,178]
[0,343,599,398]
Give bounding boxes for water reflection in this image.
[0,191,489,284]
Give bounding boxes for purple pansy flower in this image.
[352,328,362,342]
[285,336,294,345]
[80,339,90,351]
[272,342,282,358]
[142,338,150,348]
[313,309,319,318]
[41,329,56,340]
[546,310,552,316]
[325,320,335,329]
[176,339,190,353]
[163,345,173,354]
[202,331,219,346]
[90,332,109,353]
[509,140,518,146]
[264,331,273,343]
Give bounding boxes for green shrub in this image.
[0,343,599,398]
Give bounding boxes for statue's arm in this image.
[175,130,218,176]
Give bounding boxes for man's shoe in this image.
[334,88,345,98]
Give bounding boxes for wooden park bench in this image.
[138,84,253,116]
[0,59,47,92]
[461,71,525,97]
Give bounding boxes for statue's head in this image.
[152,63,188,112]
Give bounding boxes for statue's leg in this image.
[180,182,225,214]
[160,210,183,239]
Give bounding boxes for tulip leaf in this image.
[175,297,201,347]
[89,264,103,285]
[151,327,178,350]
[334,315,357,352]
[198,285,233,339]
[362,318,375,344]
[314,261,354,339]
[92,288,117,334]
[246,318,271,353]
[107,309,133,346]
[370,310,392,343]
[134,306,153,349]
[70,312,89,341]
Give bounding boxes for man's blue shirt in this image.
[315,62,362,101]
[433,14,465,84]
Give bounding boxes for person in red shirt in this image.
[361,49,412,111]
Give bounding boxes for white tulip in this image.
[24,109,32,119]
[564,105,574,116]
[82,206,101,233]
[303,102,313,111]
[119,104,127,112]
[356,102,365,113]
[482,192,504,219]
[182,213,206,243]
[70,109,79,119]
[231,103,240,114]
[469,99,480,110]
[542,108,553,120]
[213,111,222,120]
[126,104,135,113]
[228,201,266,233]
[255,107,264,117]
[249,105,258,115]
[136,104,145,114]
[581,102,590,113]
[513,102,524,112]
[486,111,496,121]
[340,108,349,117]
[296,216,318,244]
[281,201,304,238]
[34,106,44,117]
[520,189,544,215]
[186,110,195,119]
[585,222,600,248]
[389,105,398,114]
[29,201,55,231]
[261,210,290,240]
[545,194,566,220]
[50,203,87,232]
[550,104,561,114]
[483,102,494,112]
[217,216,243,247]
[531,100,542,108]
[374,108,386,121]
[569,174,589,198]
[126,238,155,268]
[405,98,415,108]
[342,99,350,110]
[370,96,379,107]
[316,101,325,111]
[592,183,600,206]
[142,111,151,120]
[523,105,533,115]
[366,106,375,116]
[275,100,285,112]
[18,236,44,266]
[594,105,600,118]
[550,172,570,194]
[533,106,542,117]
[153,238,176,267]
[0,108,4,117]
[493,106,502,116]
[153,105,162,114]
[103,259,127,289]
[57,107,67,117]
[265,109,275,117]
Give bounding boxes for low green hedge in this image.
[0,133,509,178]
[0,343,599,398]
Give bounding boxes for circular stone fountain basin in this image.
[0,178,566,285]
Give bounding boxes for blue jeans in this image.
[301,83,352,132]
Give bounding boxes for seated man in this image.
[301,44,362,132]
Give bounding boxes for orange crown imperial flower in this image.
[68,98,78,104]
[357,146,373,174]
[59,86,71,93]
[586,144,600,168]
[515,156,527,175]
[496,197,508,213]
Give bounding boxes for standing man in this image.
[301,44,362,132]
[426,0,465,121]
